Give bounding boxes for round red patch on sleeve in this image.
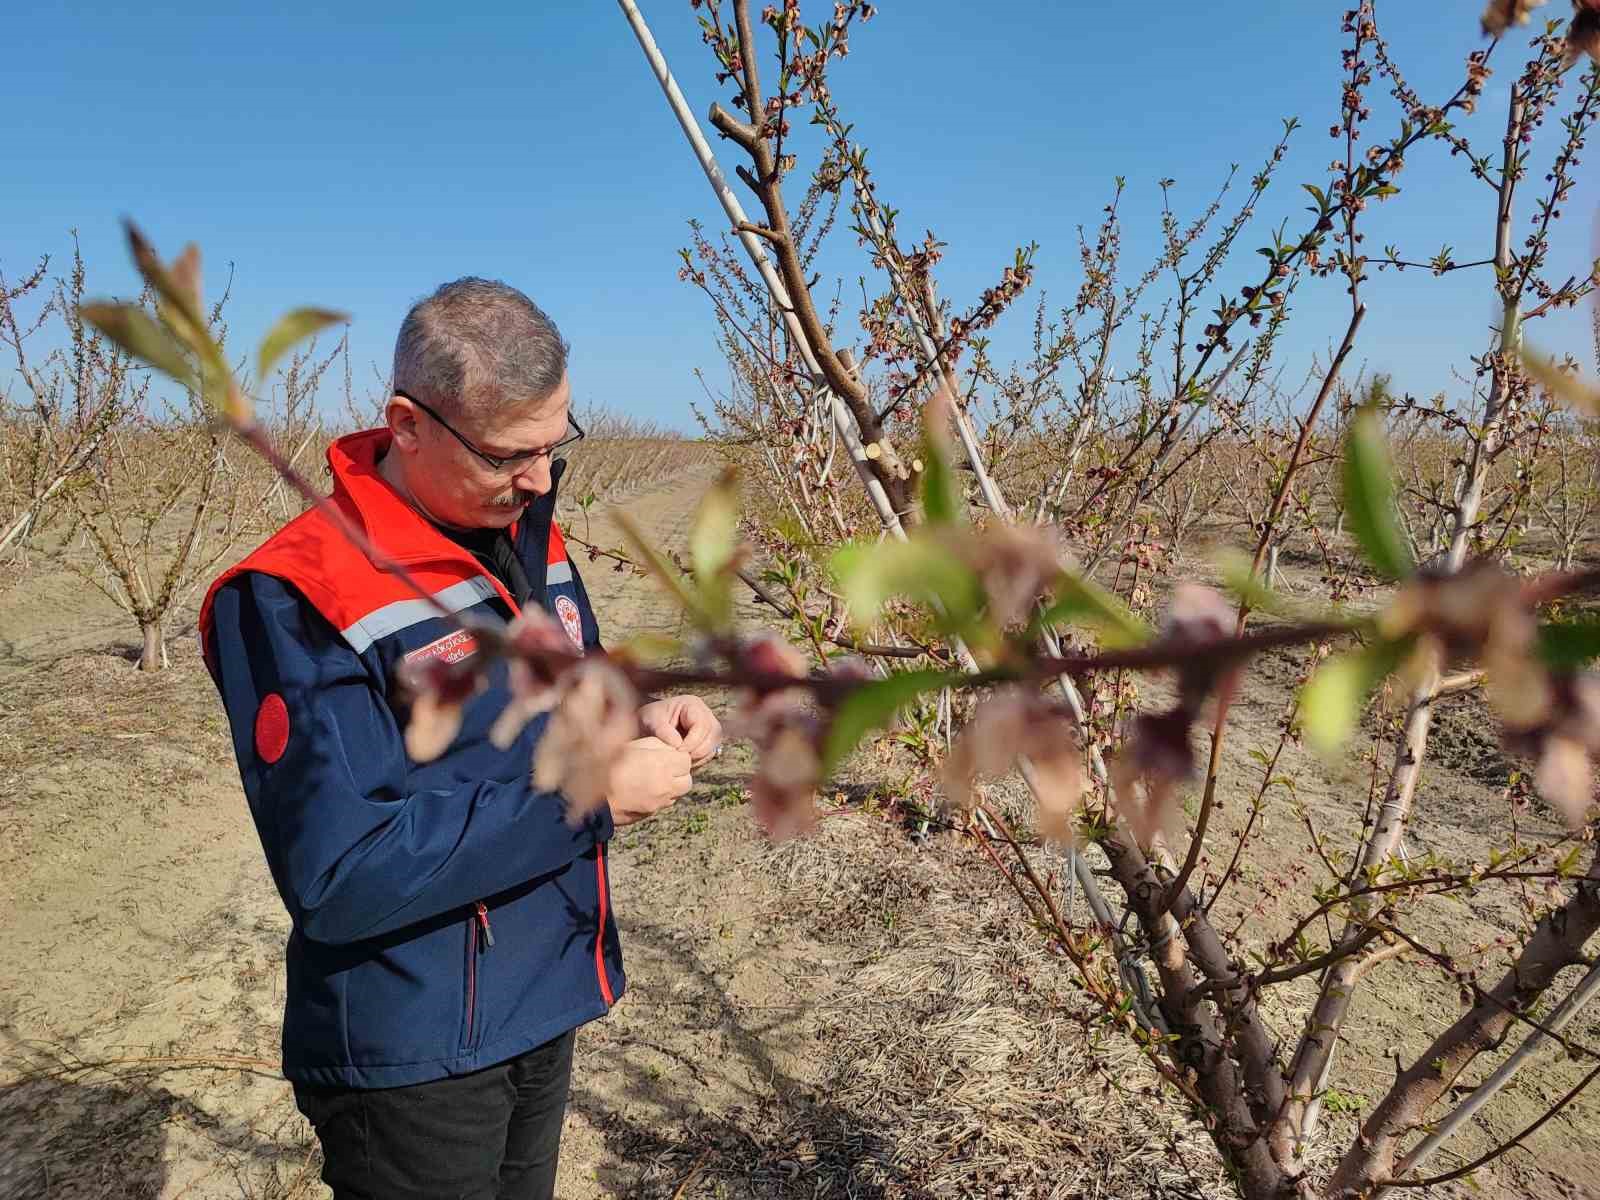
[254,693,290,764]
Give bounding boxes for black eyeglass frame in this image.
[395,389,585,472]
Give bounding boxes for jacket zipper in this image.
[594,847,615,1006]
[465,902,493,1048]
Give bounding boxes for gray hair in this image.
[392,278,568,419]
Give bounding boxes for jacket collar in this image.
[326,429,559,570]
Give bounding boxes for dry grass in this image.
[749,808,1235,1199]
[0,1045,322,1200]
[560,433,716,511]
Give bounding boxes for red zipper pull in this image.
[475,902,495,949]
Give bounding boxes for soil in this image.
[2,463,1599,1199]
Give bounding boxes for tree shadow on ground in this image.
[0,1073,171,1200]
[570,919,913,1199]
[0,1026,317,1200]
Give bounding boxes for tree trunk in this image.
[139,619,163,671]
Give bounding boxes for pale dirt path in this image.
[0,463,849,1200]
[551,466,850,1197]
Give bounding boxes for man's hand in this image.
[637,695,723,766]
[606,736,693,827]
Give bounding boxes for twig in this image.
[670,1147,714,1199]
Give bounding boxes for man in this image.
[199,278,721,1199]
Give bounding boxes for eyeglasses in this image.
[396,390,585,473]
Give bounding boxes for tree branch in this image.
[1329,841,1600,1195]
[707,101,758,152]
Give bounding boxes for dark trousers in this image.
[292,1030,577,1200]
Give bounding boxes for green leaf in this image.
[1536,618,1600,668]
[1216,547,1291,618]
[820,668,960,775]
[125,223,206,339]
[615,631,681,665]
[614,510,705,624]
[1299,638,1409,755]
[1343,405,1414,579]
[200,350,236,415]
[1214,547,1350,625]
[258,308,347,381]
[688,467,740,628]
[78,303,197,391]
[1557,844,1584,878]
[831,537,983,633]
[117,224,237,415]
[918,429,962,526]
[1028,573,1151,648]
[1521,348,1600,418]
[689,466,739,581]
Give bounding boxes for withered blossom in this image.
[488,608,587,749]
[1104,585,1240,848]
[947,523,1069,630]
[398,652,486,763]
[941,687,1085,845]
[1165,583,1244,715]
[1380,561,1545,726]
[405,686,472,763]
[398,602,636,823]
[1535,735,1590,820]
[751,718,824,839]
[532,659,641,821]
[1112,708,1196,849]
[742,630,811,681]
[727,632,825,838]
[1569,0,1600,66]
[732,687,822,838]
[1481,0,1547,36]
[1501,672,1600,827]
[1378,561,1598,825]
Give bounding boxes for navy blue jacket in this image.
[199,430,622,1088]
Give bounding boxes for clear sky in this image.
[4,2,1596,431]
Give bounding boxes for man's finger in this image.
[646,715,686,747]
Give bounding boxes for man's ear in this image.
[386,395,422,452]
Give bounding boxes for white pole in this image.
[1378,958,1600,1196]
[616,0,1163,1032]
[615,0,904,538]
[859,188,1160,1023]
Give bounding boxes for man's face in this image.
[387,372,573,530]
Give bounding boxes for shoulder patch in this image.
[555,595,584,650]
[255,693,290,763]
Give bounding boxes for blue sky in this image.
[4,2,1596,431]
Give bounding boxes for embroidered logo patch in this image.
[254,693,290,764]
[555,595,584,649]
[402,629,479,667]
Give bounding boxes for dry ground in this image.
[1,462,1598,1198]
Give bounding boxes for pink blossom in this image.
[942,687,1085,846]
[533,660,640,822]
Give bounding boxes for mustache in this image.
[489,492,528,508]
